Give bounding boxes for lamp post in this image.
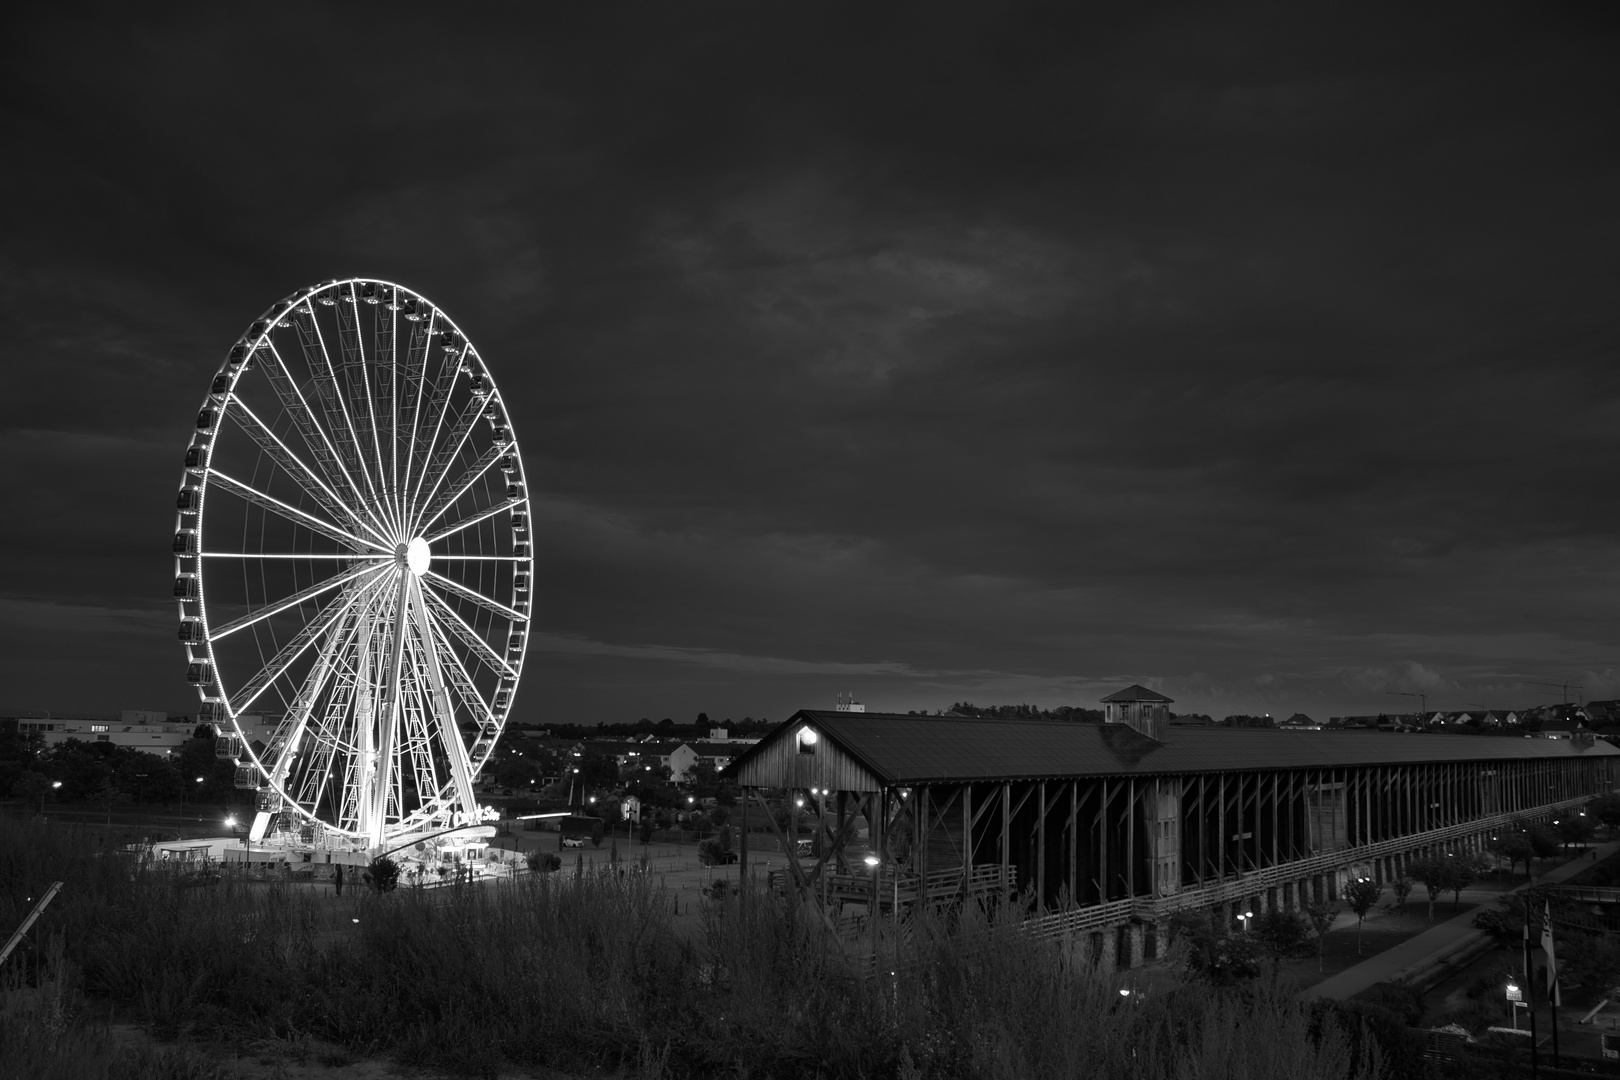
[1238,909,1254,933]
[39,780,61,816]
[1506,980,1523,1030]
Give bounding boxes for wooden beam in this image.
[1036,780,1046,912]
[752,789,808,891]
[1068,781,1078,905]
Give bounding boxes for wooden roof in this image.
[724,710,1620,788]
[1099,684,1174,703]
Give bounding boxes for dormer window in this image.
[797,727,818,755]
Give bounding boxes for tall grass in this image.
[0,819,1382,1079]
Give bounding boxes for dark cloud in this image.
[2,3,1618,722]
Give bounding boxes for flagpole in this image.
[1525,896,1539,1080]
[1545,901,1561,1069]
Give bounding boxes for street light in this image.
[1238,910,1254,933]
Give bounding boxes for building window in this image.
[90,725,108,733]
[797,727,818,755]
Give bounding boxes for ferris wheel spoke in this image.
[432,555,529,562]
[257,338,393,541]
[208,561,388,642]
[408,588,477,814]
[373,299,401,531]
[302,304,392,537]
[394,317,439,534]
[423,498,522,545]
[427,612,497,725]
[421,568,529,623]
[263,600,364,788]
[407,390,484,532]
[420,587,517,679]
[412,442,508,536]
[228,572,389,716]
[202,552,394,560]
[334,291,393,531]
[225,398,392,547]
[408,595,476,816]
[206,469,390,554]
[366,571,412,844]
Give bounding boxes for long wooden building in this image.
[724,692,1619,967]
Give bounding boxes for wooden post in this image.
[1126,779,1135,897]
[1036,780,1046,912]
[1000,781,1011,897]
[1068,781,1079,905]
[739,785,749,921]
[963,784,973,893]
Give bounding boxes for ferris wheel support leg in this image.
[409,583,479,821]
[368,568,412,850]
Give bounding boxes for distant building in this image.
[668,741,748,782]
[13,712,265,752]
[1278,713,1320,730]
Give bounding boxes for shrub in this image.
[363,855,400,893]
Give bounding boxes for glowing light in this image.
[406,537,431,576]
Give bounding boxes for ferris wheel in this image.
[172,279,531,851]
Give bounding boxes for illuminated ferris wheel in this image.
[172,279,531,851]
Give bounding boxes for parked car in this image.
[561,835,585,848]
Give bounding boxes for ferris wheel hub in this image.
[405,537,432,576]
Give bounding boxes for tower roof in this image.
[1099,684,1173,704]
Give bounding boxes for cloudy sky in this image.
[3,4,1618,726]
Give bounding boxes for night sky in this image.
[4,4,1618,726]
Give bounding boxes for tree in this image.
[1528,825,1561,869]
[1587,794,1620,840]
[1556,813,1597,854]
[1445,853,1489,911]
[1404,856,1451,921]
[686,758,721,797]
[589,818,604,848]
[12,771,53,814]
[1344,877,1382,954]
[1168,909,1262,985]
[1302,901,1339,972]
[1391,877,1413,912]
[698,824,734,867]
[363,855,400,893]
[1252,908,1313,987]
[1488,832,1535,879]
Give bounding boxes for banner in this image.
[1541,901,1562,1007]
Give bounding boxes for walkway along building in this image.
[723,692,1620,968]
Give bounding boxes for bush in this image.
[363,855,400,893]
[1353,980,1426,1025]
[1431,999,1506,1035]
[1310,998,1428,1080]
[524,850,561,874]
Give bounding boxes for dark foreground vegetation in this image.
[0,819,1393,1080]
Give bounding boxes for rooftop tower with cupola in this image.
[1100,684,1173,741]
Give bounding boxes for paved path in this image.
[1298,842,1617,1001]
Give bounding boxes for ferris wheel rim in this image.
[175,278,532,847]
